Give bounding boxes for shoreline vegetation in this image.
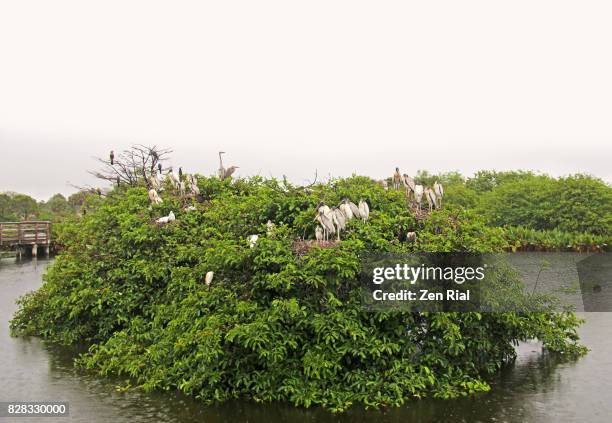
[7,165,610,412]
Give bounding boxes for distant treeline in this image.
[410,170,611,237]
[0,191,90,222]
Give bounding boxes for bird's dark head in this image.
[395,167,399,172]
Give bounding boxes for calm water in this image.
[1,259,611,422]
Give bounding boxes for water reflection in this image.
[1,259,610,422]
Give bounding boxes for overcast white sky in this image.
[1,1,611,200]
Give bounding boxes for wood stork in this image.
[347,200,361,219]
[110,150,114,165]
[155,210,175,224]
[205,271,214,287]
[315,208,335,241]
[148,188,163,205]
[403,174,416,199]
[339,199,354,220]
[332,207,347,240]
[425,188,437,212]
[406,231,417,242]
[358,200,370,222]
[248,234,259,248]
[433,181,444,208]
[315,225,324,242]
[414,185,424,210]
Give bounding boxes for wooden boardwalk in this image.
[0,221,51,257]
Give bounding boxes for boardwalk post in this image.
[0,221,51,258]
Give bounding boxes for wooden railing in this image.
[0,221,51,247]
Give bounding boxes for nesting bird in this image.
[433,181,444,208]
[148,188,163,205]
[205,271,214,287]
[155,211,175,224]
[358,200,370,222]
[425,188,437,212]
[414,185,424,210]
[406,231,417,242]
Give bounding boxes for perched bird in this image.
[339,199,354,220]
[315,225,324,242]
[188,175,200,195]
[433,181,444,208]
[414,185,424,210]
[178,167,183,180]
[184,205,197,211]
[223,166,239,179]
[155,211,175,224]
[148,189,163,205]
[158,162,162,174]
[110,150,114,165]
[317,202,331,216]
[179,181,186,196]
[358,200,370,222]
[347,200,361,219]
[116,176,120,186]
[205,271,214,287]
[331,207,347,240]
[315,208,335,241]
[403,174,416,199]
[406,231,417,242]
[425,188,437,212]
[380,179,389,190]
[392,167,402,190]
[248,234,259,248]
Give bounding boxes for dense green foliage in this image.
[0,191,86,222]
[11,175,591,412]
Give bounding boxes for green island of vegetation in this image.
[7,166,611,412]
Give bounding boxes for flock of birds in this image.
[314,199,369,241]
[382,167,445,212]
[107,147,447,281]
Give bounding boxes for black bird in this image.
[110,150,114,165]
[178,167,183,180]
[116,176,120,186]
[158,163,162,174]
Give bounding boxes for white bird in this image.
[205,271,214,287]
[155,210,175,224]
[315,209,335,241]
[358,200,370,222]
[414,185,424,210]
[433,181,444,208]
[347,201,361,219]
[148,188,163,205]
[406,231,417,242]
[317,202,330,216]
[166,171,180,191]
[315,225,324,242]
[425,188,437,212]
[184,205,197,211]
[403,174,416,199]
[339,199,354,220]
[179,181,186,196]
[218,151,239,180]
[380,180,389,190]
[331,207,347,240]
[248,234,259,248]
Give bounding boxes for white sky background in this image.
[1,1,611,200]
